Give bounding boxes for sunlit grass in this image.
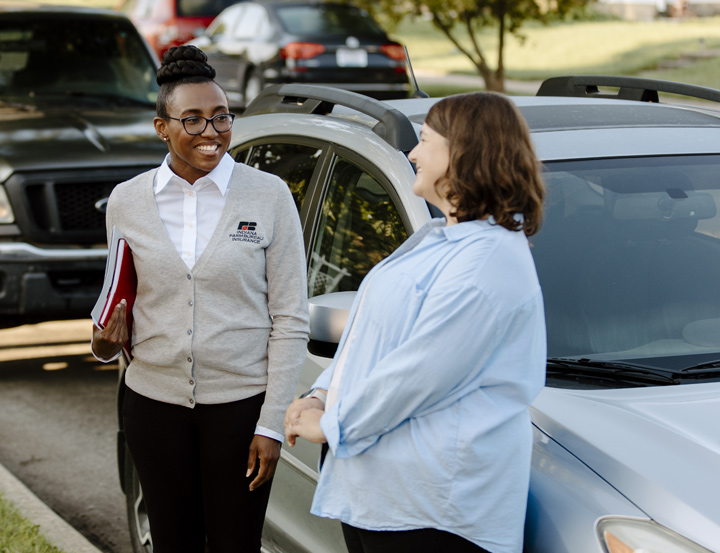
[0,493,67,553]
[395,17,720,81]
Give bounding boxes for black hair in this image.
[156,45,220,118]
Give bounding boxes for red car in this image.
[119,0,242,59]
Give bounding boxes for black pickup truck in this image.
[0,5,167,327]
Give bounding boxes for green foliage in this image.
[350,0,593,91]
[0,493,66,553]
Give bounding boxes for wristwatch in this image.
[300,388,327,406]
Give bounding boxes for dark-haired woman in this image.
[285,92,546,553]
[92,46,309,553]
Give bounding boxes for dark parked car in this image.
[187,1,411,108]
[119,0,242,59]
[0,4,167,327]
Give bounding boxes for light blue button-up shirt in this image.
[311,218,546,553]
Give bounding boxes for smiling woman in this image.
[90,44,309,553]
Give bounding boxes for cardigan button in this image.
[189,399,194,405]
[187,329,192,335]
[187,274,192,280]
[187,357,192,363]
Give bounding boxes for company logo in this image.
[229,221,264,244]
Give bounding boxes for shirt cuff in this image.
[255,425,284,444]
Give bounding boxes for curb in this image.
[0,461,104,553]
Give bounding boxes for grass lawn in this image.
[392,16,720,89]
[0,493,67,553]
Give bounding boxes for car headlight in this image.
[597,517,713,553]
[0,186,14,223]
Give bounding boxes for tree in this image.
[352,0,592,92]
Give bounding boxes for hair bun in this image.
[156,45,216,85]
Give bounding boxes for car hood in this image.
[0,102,166,181]
[531,382,720,550]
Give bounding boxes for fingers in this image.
[246,440,257,480]
[247,436,280,492]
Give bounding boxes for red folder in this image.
[91,226,137,364]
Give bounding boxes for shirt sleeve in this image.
[255,425,284,443]
[257,180,310,435]
[319,283,518,459]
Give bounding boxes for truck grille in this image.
[7,167,153,245]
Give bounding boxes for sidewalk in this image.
[0,461,104,553]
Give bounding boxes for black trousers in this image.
[123,385,272,553]
[342,523,491,553]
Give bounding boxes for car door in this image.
[231,139,412,553]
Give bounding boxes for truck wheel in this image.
[124,453,153,553]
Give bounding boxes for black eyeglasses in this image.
[166,113,235,135]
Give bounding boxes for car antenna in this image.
[405,46,429,99]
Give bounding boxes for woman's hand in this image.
[284,396,325,446]
[286,408,326,445]
[246,435,281,491]
[92,299,128,360]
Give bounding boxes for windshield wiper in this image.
[63,91,155,107]
[679,359,720,373]
[32,90,155,107]
[547,357,681,385]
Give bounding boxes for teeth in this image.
[197,144,218,152]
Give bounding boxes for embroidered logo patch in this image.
[229,221,264,244]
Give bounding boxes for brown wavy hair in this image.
[425,92,544,236]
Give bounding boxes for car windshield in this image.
[534,155,720,377]
[0,17,158,104]
[274,4,385,36]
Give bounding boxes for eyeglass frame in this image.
[165,112,236,135]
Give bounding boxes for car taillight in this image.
[380,44,406,61]
[281,42,326,60]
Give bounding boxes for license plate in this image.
[336,48,368,67]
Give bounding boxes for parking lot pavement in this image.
[0,460,104,553]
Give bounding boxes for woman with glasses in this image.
[91,45,309,553]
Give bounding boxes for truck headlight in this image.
[598,517,712,553]
[0,186,14,223]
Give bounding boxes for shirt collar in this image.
[434,214,524,242]
[154,153,235,195]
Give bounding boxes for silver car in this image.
[118,77,720,553]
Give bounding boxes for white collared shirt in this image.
[154,153,234,269]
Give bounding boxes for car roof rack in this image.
[242,84,419,152]
[537,75,720,104]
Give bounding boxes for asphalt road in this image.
[0,319,133,553]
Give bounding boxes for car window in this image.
[0,18,158,102]
[309,156,407,297]
[534,154,720,364]
[206,5,243,38]
[240,143,321,211]
[233,4,267,40]
[274,4,384,36]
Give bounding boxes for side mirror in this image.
[308,291,356,358]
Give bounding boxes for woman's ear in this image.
[154,117,168,142]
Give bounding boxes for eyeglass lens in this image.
[183,114,234,134]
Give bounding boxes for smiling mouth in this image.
[196,144,219,153]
